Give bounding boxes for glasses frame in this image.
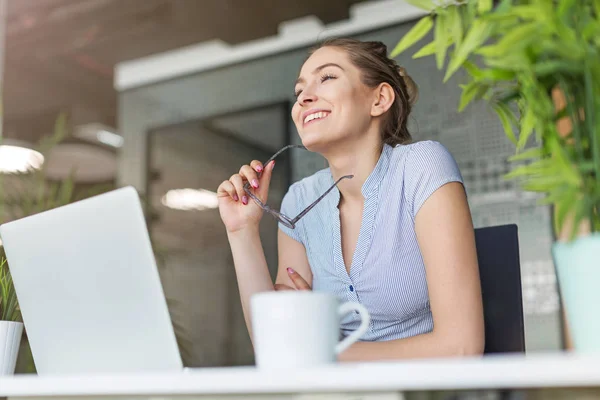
[243,144,353,229]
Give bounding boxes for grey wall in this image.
[117,20,562,362]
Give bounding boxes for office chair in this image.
[474,224,526,354]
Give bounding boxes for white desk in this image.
[1,353,599,399]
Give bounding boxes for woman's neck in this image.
[325,138,383,204]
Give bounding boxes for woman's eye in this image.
[294,74,335,97]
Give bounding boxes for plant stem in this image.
[559,77,585,163]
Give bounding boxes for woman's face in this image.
[292,46,377,152]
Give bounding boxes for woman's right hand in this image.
[217,159,276,234]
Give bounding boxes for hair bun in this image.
[396,66,419,106]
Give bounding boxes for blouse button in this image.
[349,285,354,292]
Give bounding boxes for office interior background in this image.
[0,0,562,371]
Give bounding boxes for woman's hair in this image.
[308,38,419,146]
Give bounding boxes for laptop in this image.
[0,186,184,375]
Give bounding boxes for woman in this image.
[217,38,484,361]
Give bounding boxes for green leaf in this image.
[484,53,531,70]
[406,0,435,11]
[547,135,581,186]
[509,5,542,20]
[467,0,479,20]
[391,16,434,58]
[462,60,484,79]
[459,81,489,111]
[578,161,597,173]
[476,22,539,58]
[582,21,600,41]
[570,196,589,241]
[532,61,581,77]
[447,5,463,48]
[494,0,513,13]
[434,11,448,69]
[444,19,492,82]
[478,0,492,13]
[412,41,437,58]
[0,258,21,322]
[492,102,518,144]
[532,0,555,19]
[508,147,543,162]
[504,161,545,180]
[583,59,600,186]
[45,182,60,210]
[538,184,570,205]
[58,174,76,206]
[553,189,578,234]
[557,0,577,19]
[480,68,516,82]
[522,178,561,193]
[517,106,536,150]
[535,41,585,62]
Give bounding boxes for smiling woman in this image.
[217,38,484,362]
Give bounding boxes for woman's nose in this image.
[298,90,317,106]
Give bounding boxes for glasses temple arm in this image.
[258,144,306,177]
[291,174,353,224]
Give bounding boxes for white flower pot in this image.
[0,321,24,375]
[552,233,600,353]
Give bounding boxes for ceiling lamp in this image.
[40,122,121,183]
[161,188,219,211]
[73,123,124,148]
[0,140,44,174]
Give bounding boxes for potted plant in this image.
[0,257,23,375]
[392,0,600,352]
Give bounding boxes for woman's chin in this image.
[299,133,328,152]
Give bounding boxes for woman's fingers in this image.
[250,160,264,175]
[256,160,275,199]
[229,174,247,205]
[217,180,239,202]
[221,160,274,206]
[240,164,260,190]
[287,267,311,290]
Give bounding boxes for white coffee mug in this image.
[250,291,370,368]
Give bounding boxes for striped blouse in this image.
[278,140,464,341]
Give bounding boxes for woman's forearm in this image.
[338,330,484,362]
[227,226,275,339]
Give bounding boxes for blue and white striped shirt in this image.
[279,140,464,341]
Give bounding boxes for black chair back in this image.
[474,224,526,354]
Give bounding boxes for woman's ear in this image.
[370,82,395,117]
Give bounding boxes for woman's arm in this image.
[275,229,313,290]
[227,227,277,338]
[338,182,485,361]
[228,227,312,339]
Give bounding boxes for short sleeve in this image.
[278,184,303,244]
[403,141,464,218]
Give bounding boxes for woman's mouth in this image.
[303,111,330,126]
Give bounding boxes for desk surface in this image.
[1,353,599,397]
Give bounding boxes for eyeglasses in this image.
[243,144,353,229]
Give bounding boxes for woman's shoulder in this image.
[391,140,455,162]
[388,140,461,176]
[390,140,463,217]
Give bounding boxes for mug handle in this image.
[334,302,371,355]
